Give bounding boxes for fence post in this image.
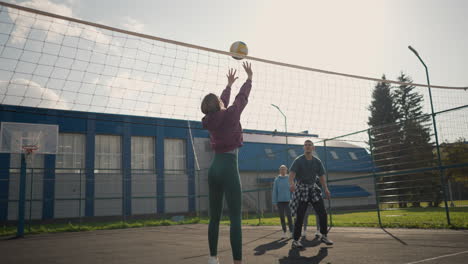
[257,173,261,225]
[17,154,27,237]
[368,129,382,227]
[430,110,451,225]
[196,169,200,218]
[28,168,34,233]
[409,47,451,225]
[122,169,126,223]
[79,168,82,230]
[257,189,261,225]
[323,139,333,229]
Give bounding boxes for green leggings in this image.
[208,151,242,261]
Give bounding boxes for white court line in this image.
[404,250,468,264]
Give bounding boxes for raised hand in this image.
[243,61,253,81]
[226,68,238,87]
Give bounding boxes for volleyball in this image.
[230,41,248,60]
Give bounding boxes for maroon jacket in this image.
[202,80,252,153]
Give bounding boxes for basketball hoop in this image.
[22,145,38,155]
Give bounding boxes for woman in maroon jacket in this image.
[201,61,252,264]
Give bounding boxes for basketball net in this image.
[22,145,38,155]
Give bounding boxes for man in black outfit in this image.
[289,140,333,249]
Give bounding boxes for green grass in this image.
[239,207,468,229]
[1,217,206,237]
[1,207,466,237]
[380,200,468,209]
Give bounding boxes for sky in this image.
[6,0,465,87]
[0,0,467,140]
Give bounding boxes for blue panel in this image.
[164,127,188,138]
[156,124,165,214]
[85,116,96,217]
[186,135,195,212]
[0,104,378,219]
[122,120,132,216]
[0,154,10,221]
[18,154,27,236]
[42,155,56,219]
[130,122,159,137]
[238,142,374,173]
[95,119,124,134]
[319,146,374,173]
[55,112,87,132]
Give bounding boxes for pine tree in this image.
[392,73,439,207]
[367,75,400,207]
[368,75,398,129]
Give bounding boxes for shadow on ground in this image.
[278,247,329,264]
[254,238,290,255]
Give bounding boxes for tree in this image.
[368,75,399,170]
[392,73,439,207]
[368,75,399,130]
[441,138,468,187]
[367,75,400,207]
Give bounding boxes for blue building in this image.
[0,104,375,222]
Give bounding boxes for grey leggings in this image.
[277,202,293,233]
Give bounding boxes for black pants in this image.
[303,207,320,231]
[293,198,327,241]
[277,202,293,233]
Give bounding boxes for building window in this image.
[288,149,297,159]
[131,136,155,170]
[164,139,186,173]
[330,150,339,160]
[348,152,358,160]
[95,135,121,171]
[264,148,275,159]
[56,133,85,169]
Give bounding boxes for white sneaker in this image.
[289,231,294,239]
[315,230,321,239]
[292,240,304,249]
[208,256,219,264]
[321,235,334,245]
[281,231,287,239]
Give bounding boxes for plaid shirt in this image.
[289,181,322,218]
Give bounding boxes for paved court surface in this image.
[1,224,467,263]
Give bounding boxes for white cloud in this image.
[122,17,145,33]
[0,79,69,109]
[7,0,113,47]
[12,0,73,17]
[7,0,73,44]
